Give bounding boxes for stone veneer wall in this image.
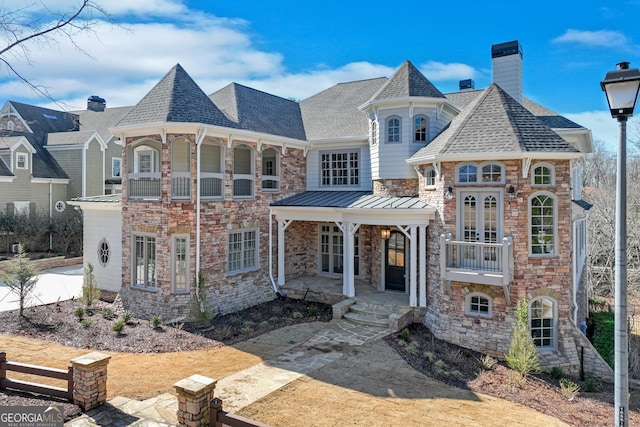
[120,135,306,320]
[420,160,608,376]
[373,179,418,197]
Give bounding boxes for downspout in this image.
[195,130,206,278]
[268,209,281,297]
[49,179,53,251]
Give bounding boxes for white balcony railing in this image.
[171,172,191,200]
[128,173,161,200]
[440,233,514,302]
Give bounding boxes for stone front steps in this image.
[334,299,413,333]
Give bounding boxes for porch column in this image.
[419,225,427,307]
[409,226,417,307]
[343,222,357,298]
[277,219,286,286]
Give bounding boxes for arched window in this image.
[530,297,556,349]
[414,115,428,143]
[532,162,555,187]
[133,145,159,173]
[530,192,557,256]
[465,292,492,317]
[371,120,378,146]
[233,145,254,198]
[386,116,401,143]
[456,162,505,185]
[424,166,436,187]
[7,120,14,131]
[261,147,280,192]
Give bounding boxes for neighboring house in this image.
[76,40,610,378]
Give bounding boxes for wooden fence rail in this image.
[210,398,271,427]
[0,352,73,402]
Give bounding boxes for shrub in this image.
[559,378,580,400]
[82,262,101,308]
[150,315,162,329]
[308,306,318,317]
[112,320,125,334]
[404,341,419,355]
[269,316,280,323]
[189,270,213,328]
[292,311,303,319]
[505,298,540,378]
[101,307,114,319]
[583,377,602,392]
[121,310,134,324]
[240,325,254,334]
[73,307,85,320]
[80,318,92,329]
[259,321,269,328]
[399,327,411,342]
[550,366,564,380]
[479,354,497,370]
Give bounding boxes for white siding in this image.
[83,208,122,292]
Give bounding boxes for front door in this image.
[385,230,406,292]
[459,191,501,270]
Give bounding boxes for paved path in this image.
[0,264,84,312]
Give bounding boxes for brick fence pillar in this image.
[70,352,111,411]
[174,374,217,427]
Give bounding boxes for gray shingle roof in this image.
[412,83,579,159]
[72,106,133,141]
[209,83,306,140]
[370,60,445,101]
[47,130,97,146]
[271,191,429,210]
[9,101,79,135]
[300,78,387,140]
[117,64,234,127]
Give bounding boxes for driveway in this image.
[0,264,84,312]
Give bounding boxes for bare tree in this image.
[0,0,110,102]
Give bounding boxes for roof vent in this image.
[87,95,106,112]
[459,79,475,91]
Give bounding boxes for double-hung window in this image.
[228,227,258,274]
[16,153,27,170]
[414,115,428,143]
[321,151,359,187]
[387,117,401,143]
[133,234,156,289]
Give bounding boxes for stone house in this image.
[81,40,610,377]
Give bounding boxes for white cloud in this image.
[563,110,640,150]
[552,29,628,48]
[419,61,477,81]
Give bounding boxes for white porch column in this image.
[409,226,417,307]
[342,222,358,298]
[277,219,286,286]
[419,225,427,307]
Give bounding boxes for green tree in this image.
[82,262,100,308]
[0,244,40,317]
[505,297,540,379]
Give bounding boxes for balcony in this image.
[171,172,191,200]
[440,233,514,303]
[128,173,161,200]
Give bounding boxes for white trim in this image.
[465,292,493,317]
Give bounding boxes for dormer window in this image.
[414,115,428,143]
[386,117,401,143]
[16,153,27,170]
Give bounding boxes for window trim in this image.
[529,191,558,257]
[261,147,280,193]
[320,149,360,188]
[531,162,556,187]
[98,238,110,267]
[413,115,429,143]
[227,226,259,275]
[465,292,493,318]
[15,152,27,170]
[172,234,189,293]
[132,233,157,290]
[133,145,159,174]
[371,120,378,146]
[386,116,401,143]
[529,296,557,350]
[455,161,505,185]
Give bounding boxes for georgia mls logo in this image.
[0,406,63,427]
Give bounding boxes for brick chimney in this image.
[491,40,522,103]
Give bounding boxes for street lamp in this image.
[601,61,640,427]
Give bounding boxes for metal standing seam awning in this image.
[269,191,436,307]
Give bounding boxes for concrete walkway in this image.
[65,320,391,426]
[0,264,84,312]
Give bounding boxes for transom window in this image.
[16,153,27,170]
[133,234,156,289]
[321,151,359,187]
[465,292,492,317]
[530,297,556,348]
[532,163,555,187]
[319,224,360,276]
[456,162,504,185]
[386,117,401,143]
[414,115,428,143]
[424,166,436,187]
[228,226,258,274]
[530,192,556,256]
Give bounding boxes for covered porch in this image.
[270,191,436,308]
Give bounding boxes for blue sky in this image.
[2,0,640,147]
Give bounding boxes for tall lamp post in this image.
[601,61,640,427]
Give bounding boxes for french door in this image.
[459,191,501,270]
